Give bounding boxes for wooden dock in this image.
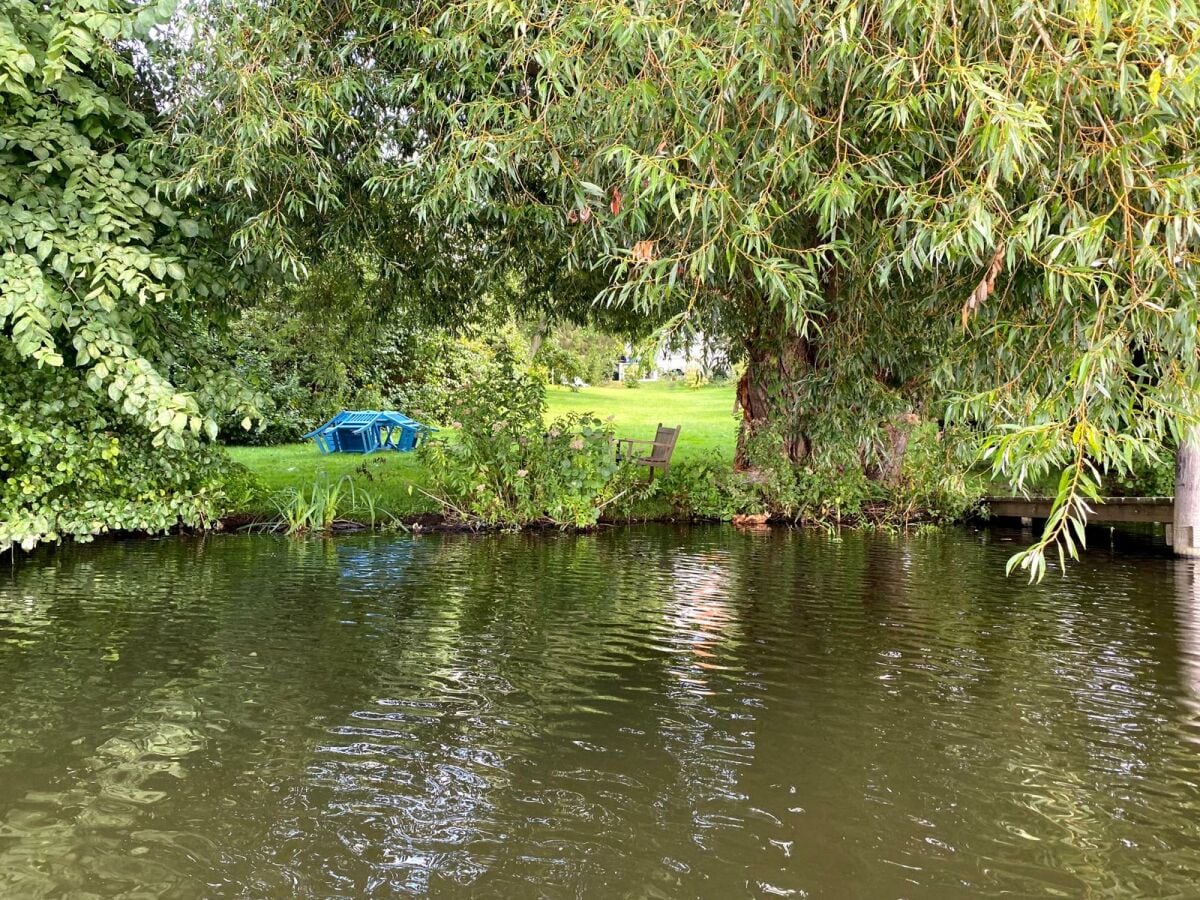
[984,496,1175,525]
[985,436,1200,558]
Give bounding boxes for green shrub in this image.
[0,1,260,552]
[420,345,619,526]
[533,321,625,386]
[1107,454,1175,497]
[662,454,758,520]
[897,424,985,523]
[606,419,982,527]
[684,364,709,390]
[214,260,497,445]
[1,355,246,552]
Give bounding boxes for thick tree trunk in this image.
[861,412,920,488]
[734,327,814,471]
[734,323,917,483]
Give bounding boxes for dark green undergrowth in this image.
[604,422,984,528]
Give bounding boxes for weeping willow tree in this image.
[0,0,257,552]
[167,0,1200,575]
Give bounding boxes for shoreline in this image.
[5,511,1174,564]
[211,509,719,535]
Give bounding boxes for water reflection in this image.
[1,529,1199,896]
[0,679,209,895]
[1175,560,1200,739]
[668,550,740,690]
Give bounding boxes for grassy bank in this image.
[226,381,738,519]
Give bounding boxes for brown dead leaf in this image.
[631,240,656,263]
[962,245,1005,329]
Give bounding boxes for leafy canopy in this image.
[171,1,1200,574]
[0,0,254,551]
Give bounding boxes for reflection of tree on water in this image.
[7,530,1200,895]
[654,545,765,889]
[0,683,209,897]
[0,542,222,896]
[0,536,417,897]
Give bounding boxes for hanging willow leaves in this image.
[167,0,1200,575]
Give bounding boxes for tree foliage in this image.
[166,0,1200,574]
[0,0,254,551]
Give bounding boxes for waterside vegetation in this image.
[2,1,1198,577]
[225,372,983,534]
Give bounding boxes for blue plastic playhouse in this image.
[303,410,435,454]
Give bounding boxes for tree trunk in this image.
[861,412,920,488]
[733,322,917,483]
[529,313,549,359]
[734,327,814,471]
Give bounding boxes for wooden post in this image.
[1175,426,1200,558]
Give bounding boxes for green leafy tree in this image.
[0,0,255,551]
[529,320,626,387]
[171,1,1200,574]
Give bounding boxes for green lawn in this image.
[545,380,738,466]
[226,442,432,516]
[226,380,738,517]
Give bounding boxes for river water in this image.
[1,526,1198,897]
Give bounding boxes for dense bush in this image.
[217,301,402,446]
[0,1,257,552]
[607,421,981,527]
[531,321,624,387]
[215,256,425,444]
[420,344,620,526]
[217,271,553,445]
[0,349,246,551]
[1108,455,1176,497]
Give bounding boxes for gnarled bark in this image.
[734,326,815,471]
[734,320,918,485]
[861,412,920,487]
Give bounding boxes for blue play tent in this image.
[303,410,435,455]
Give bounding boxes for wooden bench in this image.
[616,424,680,479]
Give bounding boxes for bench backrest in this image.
[651,424,681,462]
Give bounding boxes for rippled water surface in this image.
[2,527,1200,897]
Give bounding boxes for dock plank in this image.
[984,496,1174,524]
